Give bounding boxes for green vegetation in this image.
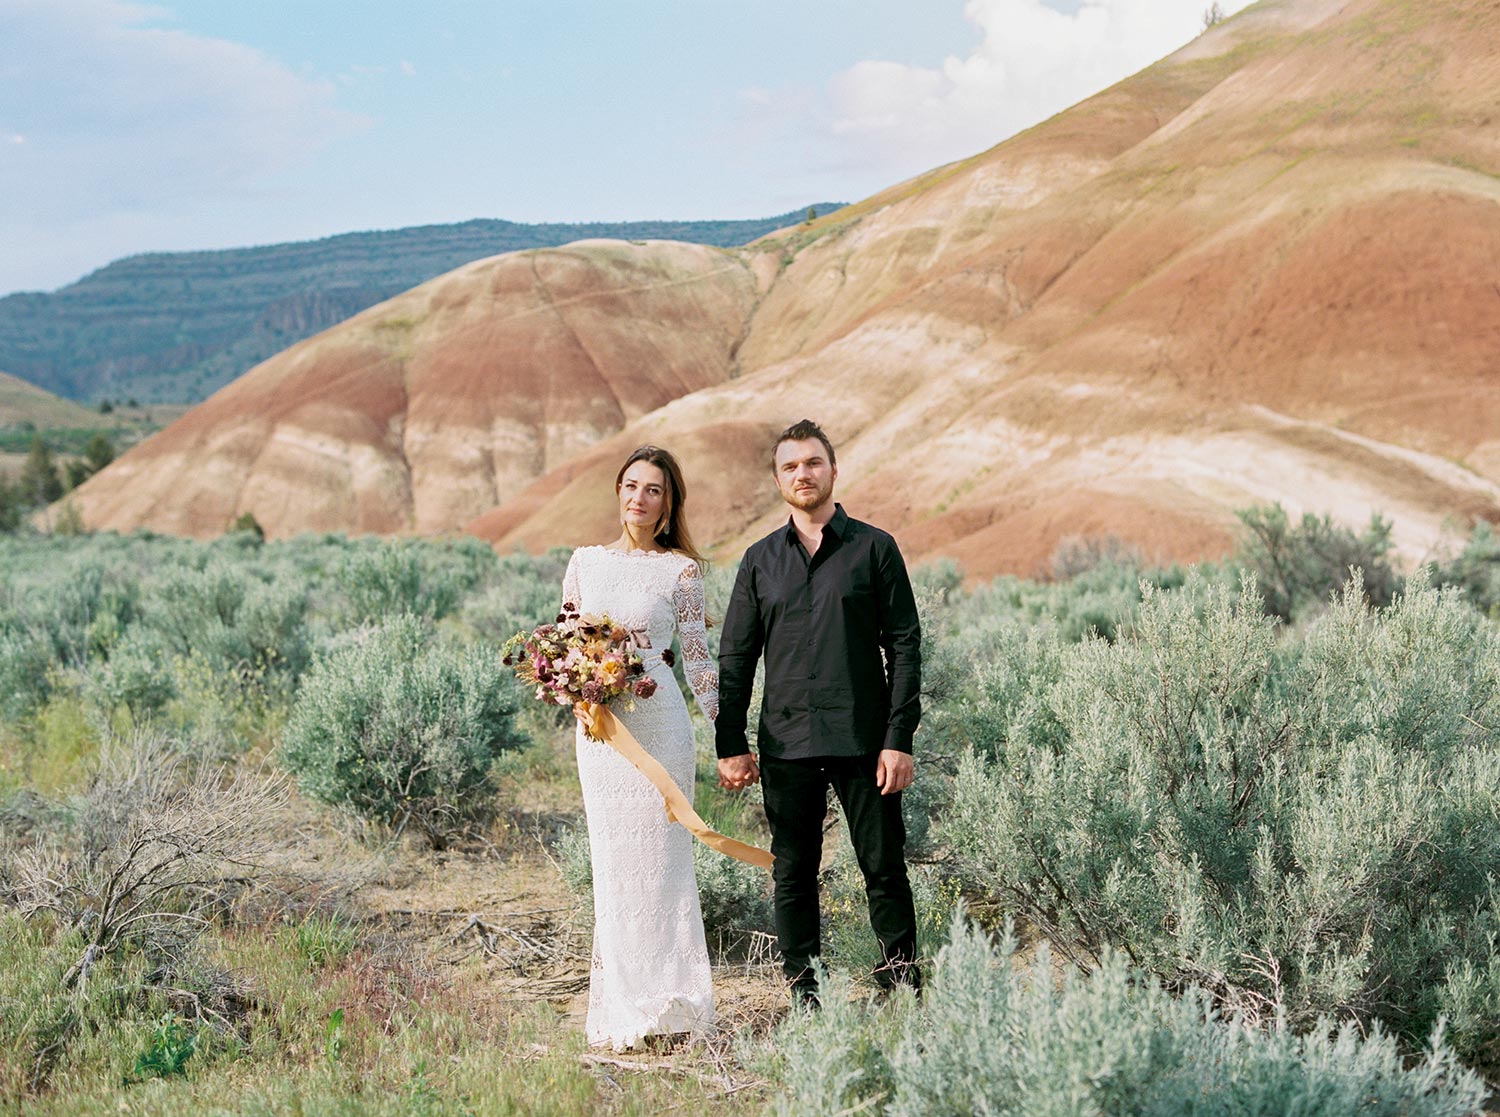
[1232,501,1500,624]
[0,205,847,405]
[0,425,122,456]
[281,614,525,846]
[944,572,1500,1067]
[17,436,64,506]
[1,515,1499,1112]
[765,919,1484,1117]
[0,408,168,539]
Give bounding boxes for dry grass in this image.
[0,717,789,1114]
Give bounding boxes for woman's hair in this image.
[615,445,705,564]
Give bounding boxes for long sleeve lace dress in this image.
[562,546,719,1050]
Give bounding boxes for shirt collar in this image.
[783,503,849,544]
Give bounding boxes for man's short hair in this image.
[772,419,836,470]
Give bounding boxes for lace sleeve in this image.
[673,559,719,721]
[561,550,582,612]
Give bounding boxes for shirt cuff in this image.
[715,729,752,759]
[881,725,915,754]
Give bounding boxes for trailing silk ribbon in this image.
[579,702,774,870]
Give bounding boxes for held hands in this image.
[875,749,914,796]
[718,753,760,791]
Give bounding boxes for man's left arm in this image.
[874,536,921,793]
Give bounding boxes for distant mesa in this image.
[62,0,1500,577]
[0,206,845,405]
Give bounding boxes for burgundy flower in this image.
[661,648,675,668]
[562,602,576,612]
[582,681,608,705]
[633,677,658,699]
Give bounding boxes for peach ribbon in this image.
[580,702,774,870]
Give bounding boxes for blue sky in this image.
[0,0,1249,296]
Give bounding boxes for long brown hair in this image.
[615,445,706,564]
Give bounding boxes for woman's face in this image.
[618,460,668,535]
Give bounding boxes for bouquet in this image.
[501,602,658,724]
[502,601,774,870]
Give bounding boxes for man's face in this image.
[774,438,837,513]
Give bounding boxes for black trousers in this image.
[760,752,921,994]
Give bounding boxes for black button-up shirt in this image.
[716,504,921,760]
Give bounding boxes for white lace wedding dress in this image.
[562,545,719,1050]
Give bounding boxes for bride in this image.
[561,445,719,1050]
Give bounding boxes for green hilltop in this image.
[0,206,844,405]
[0,370,99,429]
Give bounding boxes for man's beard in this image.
[785,482,832,511]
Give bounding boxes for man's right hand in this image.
[718,753,761,791]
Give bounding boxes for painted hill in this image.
[0,206,843,405]
[67,0,1500,576]
[65,242,760,536]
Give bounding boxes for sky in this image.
[0,0,1252,296]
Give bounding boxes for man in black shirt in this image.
[716,419,922,1002]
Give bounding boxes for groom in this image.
[716,419,922,1003]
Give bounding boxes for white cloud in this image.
[788,0,1254,181]
[399,60,416,77]
[8,134,25,145]
[0,0,366,289]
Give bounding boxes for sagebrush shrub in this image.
[141,560,310,680]
[335,538,492,626]
[1433,519,1500,618]
[553,824,595,903]
[79,627,175,719]
[942,572,1500,1068]
[1234,502,1397,621]
[461,548,572,643]
[280,614,525,846]
[0,554,140,718]
[694,840,773,942]
[9,730,286,996]
[1438,949,1500,1076]
[0,629,52,722]
[764,917,1485,1117]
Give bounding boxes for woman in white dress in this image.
[561,445,719,1050]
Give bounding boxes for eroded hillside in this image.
[67,0,1500,574]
